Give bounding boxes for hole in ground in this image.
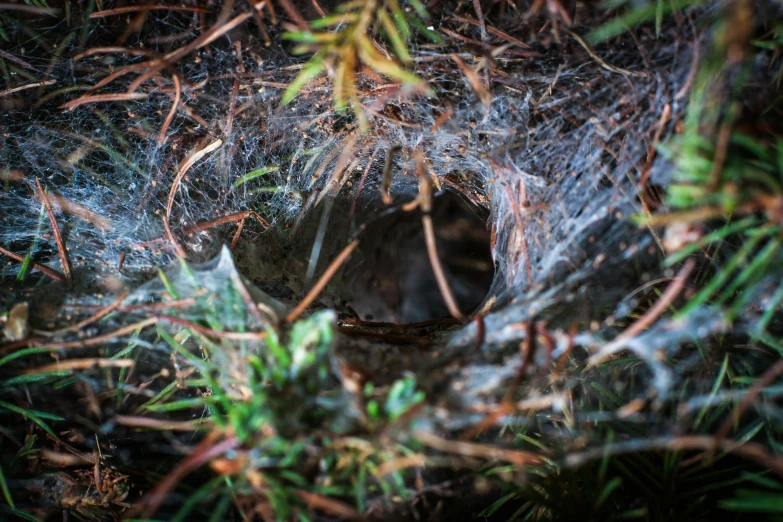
[344,191,494,324]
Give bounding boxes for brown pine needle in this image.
[375,454,428,477]
[230,219,246,250]
[90,5,209,18]
[136,210,267,251]
[158,74,181,145]
[47,193,112,231]
[0,3,59,15]
[61,93,148,111]
[381,144,402,205]
[113,415,211,431]
[567,30,648,78]
[414,429,540,466]
[472,0,489,47]
[294,490,364,521]
[588,259,695,366]
[35,178,72,288]
[451,54,492,107]
[162,215,188,259]
[0,244,65,282]
[286,240,359,323]
[451,15,532,49]
[563,435,783,479]
[166,139,223,220]
[157,316,268,342]
[422,213,464,321]
[73,46,161,61]
[418,160,464,321]
[276,0,309,30]
[66,298,196,313]
[492,161,533,283]
[432,105,454,132]
[0,49,43,73]
[0,80,56,98]
[127,12,253,93]
[22,358,134,375]
[46,291,129,336]
[350,147,380,222]
[34,318,158,351]
[717,359,783,440]
[141,434,240,519]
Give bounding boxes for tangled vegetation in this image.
[1,0,783,520]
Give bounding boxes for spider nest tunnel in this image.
[2,0,783,521]
[238,172,494,325]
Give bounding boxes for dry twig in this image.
[0,244,65,282]
[166,139,224,219]
[286,240,360,323]
[35,179,73,287]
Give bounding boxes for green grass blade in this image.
[232,165,280,188]
[0,463,14,509]
[0,400,62,437]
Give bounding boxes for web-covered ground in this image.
[1,1,782,520]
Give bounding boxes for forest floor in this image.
[1,0,783,520]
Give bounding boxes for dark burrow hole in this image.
[344,191,494,324]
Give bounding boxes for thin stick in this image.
[166,139,223,219]
[0,245,65,282]
[294,490,363,521]
[136,210,268,250]
[73,46,160,61]
[186,210,268,234]
[225,77,240,137]
[47,291,129,336]
[451,54,492,107]
[0,49,43,73]
[471,0,488,48]
[638,103,671,194]
[462,319,534,439]
[0,80,56,98]
[418,162,464,321]
[157,316,268,341]
[90,5,208,18]
[350,148,378,221]
[491,160,533,283]
[431,105,454,132]
[276,0,309,30]
[114,415,210,431]
[0,3,59,15]
[5,318,159,353]
[158,74,181,145]
[286,240,359,323]
[706,106,736,192]
[381,145,401,205]
[66,298,196,313]
[35,179,72,287]
[310,0,327,17]
[450,15,531,49]
[162,215,187,259]
[567,30,647,78]
[676,15,700,100]
[46,193,112,231]
[141,434,240,519]
[230,219,245,250]
[61,93,148,111]
[716,359,783,440]
[563,435,783,479]
[375,454,428,477]
[22,358,134,375]
[127,12,253,93]
[588,259,695,366]
[414,429,540,466]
